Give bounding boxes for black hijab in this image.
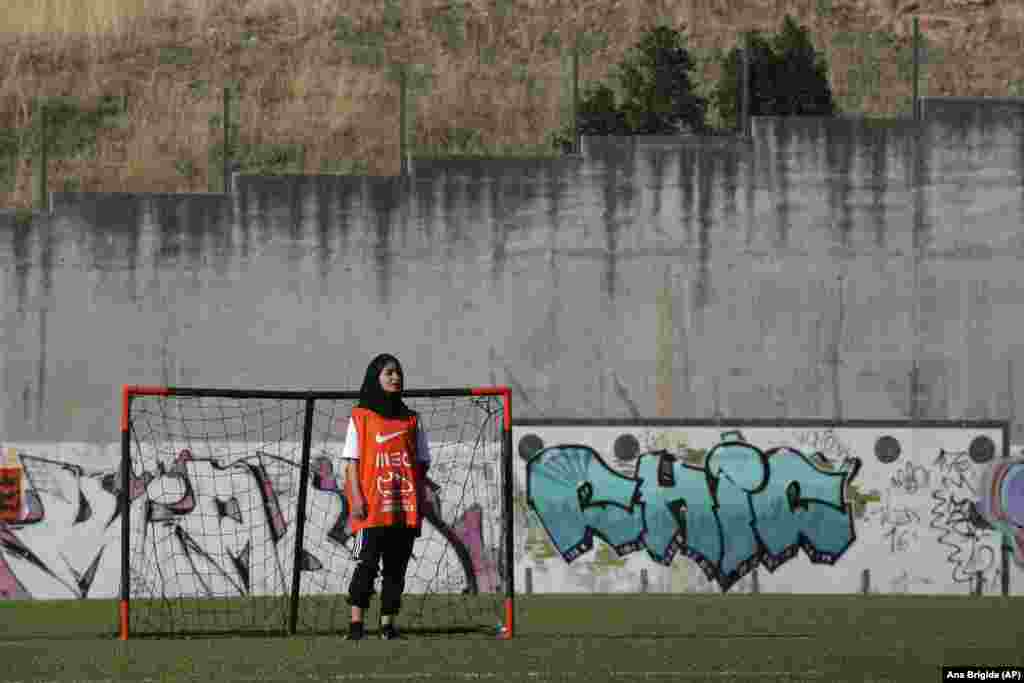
[356,353,414,419]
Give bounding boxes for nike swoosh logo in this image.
[375,430,406,444]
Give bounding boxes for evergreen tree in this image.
[715,15,835,125]
[614,25,708,134]
[769,16,836,116]
[575,24,708,136]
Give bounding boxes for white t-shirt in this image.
[339,416,431,466]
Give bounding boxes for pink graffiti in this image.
[0,521,77,597]
[0,524,32,598]
[313,456,342,493]
[311,455,352,546]
[7,456,80,527]
[146,450,197,522]
[101,465,155,529]
[137,450,293,594]
[0,453,121,598]
[451,504,501,593]
[251,453,288,543]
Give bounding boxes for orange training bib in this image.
[345,408,424,533]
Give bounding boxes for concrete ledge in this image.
[921,96,1024,105]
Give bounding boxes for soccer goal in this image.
[118,385,514,639]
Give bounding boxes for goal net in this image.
[119,385,514,639]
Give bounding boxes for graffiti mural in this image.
[0,426,1014,599]
[975,456,1024,568]
[0,443,499,601]
[525,430,862,592]
[514,423,1011,595]
[0,452,23,522]
[0,449,120,599]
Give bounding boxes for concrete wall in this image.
[2,116,1024,447]
[2,110,1024,600]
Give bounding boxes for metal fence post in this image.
[572,41,579,154]
[524,567,533,595]
[861,569,871,594]
[640,568,649,593]
[737,40,752,140]
[229,160,240,196]
[1003,544,1011,596]
[399,67,408,176]
[912,17,921,121]
[32,98,48,212]
[223,86,231,193]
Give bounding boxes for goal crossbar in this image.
[119,384,514,640]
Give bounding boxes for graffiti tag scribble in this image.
[930,449,995,583]
[795,429,854,466]
[870,499,922,554]
[889,461,930,495]
[526,431,862,592]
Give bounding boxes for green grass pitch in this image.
[1,594,1021,682]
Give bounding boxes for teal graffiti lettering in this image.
[526,445,644,561]
[525,434,861,592]
[751,447,860,567]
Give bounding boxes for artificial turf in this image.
[1,594,1021,682]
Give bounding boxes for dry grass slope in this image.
[0,0,1022,209]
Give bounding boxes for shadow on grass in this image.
[0,628,494,642]
[107,625,492,640]
[522,631,815,640]
[0,629,810,643]
[0,631,121,642]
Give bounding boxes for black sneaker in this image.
[379,624,402,640]
[346,623,365,641]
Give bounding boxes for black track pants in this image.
[347,527,418,615]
